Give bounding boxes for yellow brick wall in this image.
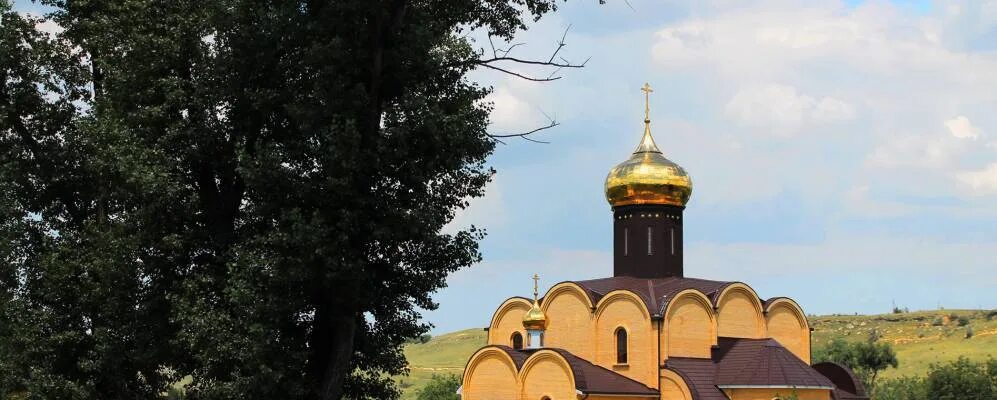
[461,349,518,400]
[660,369,693,400]
[665,292,715,359]
[593,291,656,387]
[519,352,576,400]
[766,302,811,363]
[717,287,766,338]
[488,298,531,346]
[542,284,594,360]
[722,387,832,400]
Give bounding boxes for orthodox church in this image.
[458,85,869,400]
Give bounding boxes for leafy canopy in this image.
[1,0,567,399]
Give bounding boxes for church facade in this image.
[458,85,869,400]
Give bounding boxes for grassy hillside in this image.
[397,309,996,399]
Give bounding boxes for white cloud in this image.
[945,115,981,139]
[866,134,965,170]
[18,12,64,37]
[724,84,854,133]
[485,85,549,133]
[956,163,997,195]
[444,179,506,234]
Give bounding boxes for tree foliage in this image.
[924,357,995,400]
[1,0,571,399]
[813,336,898,391]
[414,374,460,400]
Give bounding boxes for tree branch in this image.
[487,119,558,144]
[477,63,560,82]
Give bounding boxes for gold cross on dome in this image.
[641,82,653,122]
[532,274,540,299]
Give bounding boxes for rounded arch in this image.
[518,350,577,400]
[487,297,532,345]
[594,290,651,320]
[539,282,595,357]
[765,297,811,363]
[714,282,766,338]
[462,346,520,400]
[660,368,695,400]
[663,289,717,359]
[764,297,809,330]
[593,289,654,385]
[540,282,595,313]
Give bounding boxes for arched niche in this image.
[487,297,532,346]
[518,350,576,400]
[715,283,766,339]
[540,282,595,358]
[765,297,811,364]
[462,347,519,400]
[594,290,654,386]
[664,289,716,359]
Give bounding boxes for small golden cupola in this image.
[522,274,547,348]
[604,83,692,207]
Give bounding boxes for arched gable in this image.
[540,282,595,358]
[663,289,717,359]
[594,290,654,385]
[541,282,596,311]
[714,283,766,339]
[660,368,694,400]
[765,297,811,364]
[487,297,532,345]
[519,350,577,400]
[462,347,520,400]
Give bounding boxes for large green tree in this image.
[1,0,578,399]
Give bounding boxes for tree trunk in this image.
[310,301,358,400]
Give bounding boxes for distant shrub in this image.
[931,316,944,326]
[965,326,974,339]
[874,376,927,400]
[949,312,959,321]
[416,374,460,400]
[957,316,970,326]
[406,334,432,344]
[924,357,995,399]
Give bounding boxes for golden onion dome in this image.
[522,299,547,330]
[522,274,547,330]
[604,83,692,208]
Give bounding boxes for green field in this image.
[397,309,996,399]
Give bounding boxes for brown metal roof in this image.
[714,338,833,388]
[486,346,659,396]
[664,357,729,400]
[665,338,836,400]
[571,276,734,315]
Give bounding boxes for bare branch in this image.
[488,118,559,145]
[548,24,572,64]
[495,42,525,57]
[475,56,584,69]
[487,34,498,58]
[477,63,560,82]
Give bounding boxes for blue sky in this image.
[14,0,997,334]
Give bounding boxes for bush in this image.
[966,326,974,339]
[957,316,970,326]
[931,316,944,326]
[924,357,994,400]
[812,337,898,390]
[874,376,927,400]
[416,374,460,400]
